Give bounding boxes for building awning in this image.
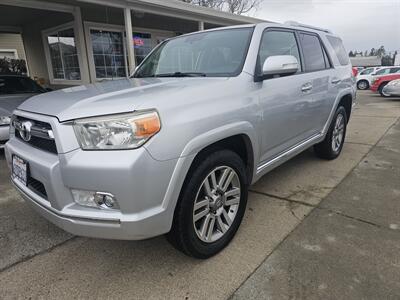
[78,0,267,25]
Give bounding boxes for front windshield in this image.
[134,27,254,78]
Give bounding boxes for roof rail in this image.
[284,21,332,34]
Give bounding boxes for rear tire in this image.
[167,150,248,259]
[357,80,369,90]
[314,106,347,160]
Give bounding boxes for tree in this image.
[364,50,368,57]
[349,50,355,57]
[222,0,261,14]
[181,0,261,14]
[376,45,386,58]
[369,48,376,56]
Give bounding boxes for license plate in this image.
[12,155,28,186]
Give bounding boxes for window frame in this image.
[254,27,303,81]
[0,49,18,59]
[84,22,129,82]
[42,22,84,85]
[297,31,333,73]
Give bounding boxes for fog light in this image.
[71,190,119,210]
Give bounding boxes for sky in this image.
[248,0,400,54]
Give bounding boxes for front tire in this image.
[357,80,369,90]
[167,150,248,259]
[314,106,347,160]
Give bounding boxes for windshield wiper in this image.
[155,72,207,78]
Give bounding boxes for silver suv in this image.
[5,22,355,258]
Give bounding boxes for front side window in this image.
[90,29,127,79]
[134,28,254,78]
[299,33,326,72]
[257,30,301,74]
[360,68,374,75]
[47,28,81,80]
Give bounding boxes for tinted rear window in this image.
[327,36,350,66]
[299,33,326,72]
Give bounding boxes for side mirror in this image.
[259,55,299,80]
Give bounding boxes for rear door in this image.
[297,32,336,132]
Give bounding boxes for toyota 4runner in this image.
[5,22,356,258]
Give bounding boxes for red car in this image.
[370,73,400,96]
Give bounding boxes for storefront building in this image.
[0,0,263,89]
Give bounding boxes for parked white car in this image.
[356,67,381,90]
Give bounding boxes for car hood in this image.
[18,78,229,121]
[0,93,38,116]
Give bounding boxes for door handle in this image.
[331,78,341,84]
[301,83,313,92]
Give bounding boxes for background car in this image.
[382,79,400,97]
[356,66,382,90]
[370,66,400,83]
[370,73,400,97]
[0,74,48,148]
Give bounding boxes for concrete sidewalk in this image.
[232,120,400,299]
[0,92,399,299]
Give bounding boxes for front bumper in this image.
[5,111,186,240]
[0,125,9,148]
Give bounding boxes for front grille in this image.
[27,177,48,200]
[14,116,58,154]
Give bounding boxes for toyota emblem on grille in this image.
[16,120,34,142]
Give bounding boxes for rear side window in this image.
[390,67,400,73]
[326,36,350,66]
[299,33,327,72]
[376,68,391,75]
[257,30,301,74]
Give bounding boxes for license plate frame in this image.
[12,155,28,186]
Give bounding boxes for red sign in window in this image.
[133,37,144,47]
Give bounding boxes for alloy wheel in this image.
[332,113,345,152]
[192,166,241,243]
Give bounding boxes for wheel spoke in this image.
[221,208,232,226]
[225,187,240,198]
[203,177,213,198]
[219,169,235,192]
[200,214,212,239]
[216,215,227,233]
[194,199,209,211]
[218,168,230,189]
[210,172,218,190]
[206,216,216,241]
[194,207,209,222]
[225,196,240,206]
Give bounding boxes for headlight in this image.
[0,116,11,126]
[73,110,161,150]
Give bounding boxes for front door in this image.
[255,29,317,163]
